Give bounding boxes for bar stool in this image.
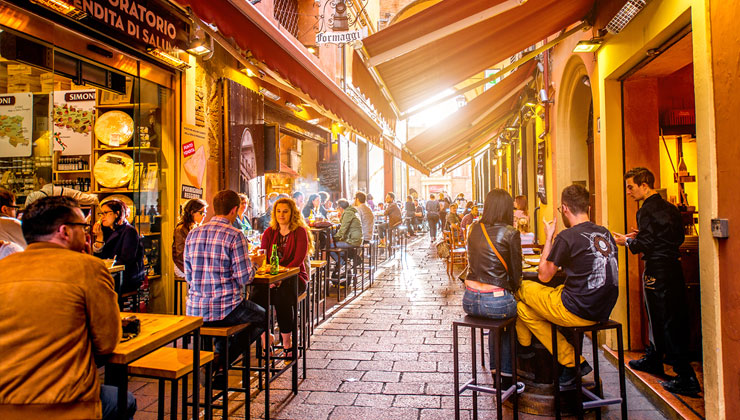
[551,320,627,420]
[200,323,252,420]
[362,239,377,286]
[326,247,353,302]
[128,347,214,420]
[174,277,187,315]
[310,260,328,322]
[453,315,519,420]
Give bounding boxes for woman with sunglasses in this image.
[92,199,145,294]
[173,198,208,278]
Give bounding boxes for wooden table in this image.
[109,265,124,291]
[252,267,301,420]
[105,313,203,419]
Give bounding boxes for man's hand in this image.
[543,216,557,239]
[613,228,638,246]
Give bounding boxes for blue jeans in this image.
[100,384,136,420]
[205,299,266,364]
[462,288,517,374]
[330,241,354,267]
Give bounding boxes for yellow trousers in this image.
[515,280,595,368]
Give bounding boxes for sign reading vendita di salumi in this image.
[316,28,368,45]
[55,0,190,52]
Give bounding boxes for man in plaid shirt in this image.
[185,190,265,387]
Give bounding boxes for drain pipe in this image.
[534,205,541,244]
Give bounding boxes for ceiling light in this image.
[241,67,257,77]
[259,87,281,101]
[505,126,518,132]
[497,149,504,157]
[146,47,190,69]
[307,118,321,124]
[539,88,553,104]
[573,39,602,53]
[30,0,87,19]
[285,101,302,112]
[307,46,317,54]
[607,0,648,35]
[187,23,214,58]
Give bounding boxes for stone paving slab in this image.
[130,235,668,419]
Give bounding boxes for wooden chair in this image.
[444,230,467,276]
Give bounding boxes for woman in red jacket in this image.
[251,197,314,356]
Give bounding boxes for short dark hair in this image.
[354,191,367,203]
[387,192,395,200]
[561,184,590,215]
[101,199,129,225]
[22,196,80,243]
[480,189,513,225]
[292,191,304,200]
[429,193,435,199]
[406,195,413,201]
[625,167,655,189]
[336,199,350,210]
[0,188,15,209]
[318,191,329,202]
[213,190,240,216]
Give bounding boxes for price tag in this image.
[110,133,120,147]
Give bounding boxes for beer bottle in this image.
[270,244,279,275]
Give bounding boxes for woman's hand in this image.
[92,221,103,242]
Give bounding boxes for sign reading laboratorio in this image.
[315,27,368,45]
[0,93,33,158]
[52,90,96,156]
[180,124,208,200]
[62,0,190,51]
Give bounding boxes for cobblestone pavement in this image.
[131,235,668,419]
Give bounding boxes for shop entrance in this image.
[620,28,704,417]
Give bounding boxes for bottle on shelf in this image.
[270,244,279,275]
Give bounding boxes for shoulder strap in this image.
[480,223,508,272]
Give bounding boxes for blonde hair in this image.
[517,217,530,233]
[270,197,315,255]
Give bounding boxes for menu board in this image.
[318,160,341,192]
[0,93,33,157]
[52,90,95,155]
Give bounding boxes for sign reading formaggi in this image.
[58,0,190,52]
[316,28,368,45]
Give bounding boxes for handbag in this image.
[436,240,450,259]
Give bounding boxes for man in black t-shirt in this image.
[516,184,619,386]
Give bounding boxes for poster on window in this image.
[0,93,33,157]
[181,124,208,200]
[52,90,95,156]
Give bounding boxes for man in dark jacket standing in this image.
[614,167,700,396]
[426,193,440,241]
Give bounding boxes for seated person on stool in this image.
[353,191,374,243]
[404,195,417,235]
[0,196,136,419]
[447,203,462,237]
[377,192,402,246]
[185,190,266,387]
[173,198,207,278]
[516,184,619,386]
[463,189,522,390]
[251,198,313,358]
[329,199,363,278]
[413,199,425,231]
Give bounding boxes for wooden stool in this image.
[362,240,377,287]
[310,260,328,324]
[551,320,627,420]
[174,277,187,315]
[453,315,519,420]
[326,247,352,302]
[128,347,214,420]
[200,323,251,420]
[297,289,309,379]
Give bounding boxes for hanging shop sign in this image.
[316,28,368,45]
[41,0,190,53]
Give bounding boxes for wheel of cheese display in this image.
[94,152,134,188]
[94,110,134,146]
[100,194,135,223]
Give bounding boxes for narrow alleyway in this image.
[131,235,669,419]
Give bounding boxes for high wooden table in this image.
[105,313,203,419]
[252,267,301,420]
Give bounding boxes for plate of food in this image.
[524,256,540,266]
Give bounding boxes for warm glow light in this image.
[30,0,86,19]
[573,40,602,53]
[242,67,257,77]
[408,89,459,130]
[307,47,317,54]
[187,44,211,56]
[146,48,190,69]
[259,87,281,101]
[285,101,303,112]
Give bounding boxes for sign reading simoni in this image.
[316,27,368,45]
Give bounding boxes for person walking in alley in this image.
[426,193,440,241]
[613,167,700,396]
[516,184,619,386]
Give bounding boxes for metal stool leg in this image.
[552,324,561,420]
[453,323,461,420]
[617,325,628,420]
[574,330,584,420]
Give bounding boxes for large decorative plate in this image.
[94,152,133,188]
[100,194,135,222]
[94,110,134,146]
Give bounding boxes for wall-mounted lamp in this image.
[505,126,518,132]
[538,131,547,140]
[307,46,317,54]
[30,0,86,19]
[187,24,214,58]
[307,118,321,124]
[539,88,553,104]
[241,67,257,77]
[573,39,603,53]
[259,87,281,101]
[285,101,303,112]
[146,47,190,69]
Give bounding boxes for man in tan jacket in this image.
[0,196,135,419]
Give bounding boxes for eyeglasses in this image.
[101,210,115,216]
[65,222,92,233]
[557,206,563,214]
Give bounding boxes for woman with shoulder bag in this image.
[463,189,523,391]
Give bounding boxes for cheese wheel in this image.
[94,152,133,188]
[94,110,134,146]
[100,194,135,223]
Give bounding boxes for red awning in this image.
[178,0,382,141]
[403,61,535,170]
[352,51,397,130]
[356,0,593,114]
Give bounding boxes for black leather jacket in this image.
[466,221,522,292]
